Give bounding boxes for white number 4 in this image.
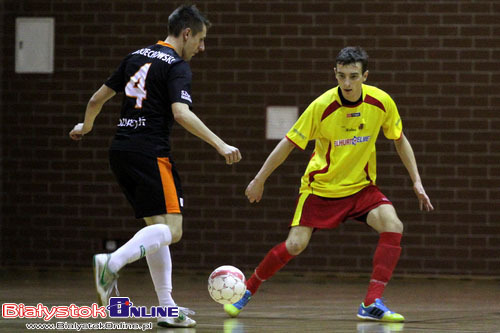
[125,63,152,109]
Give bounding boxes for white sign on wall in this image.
[266,106,299,140]
[15,17,54,73]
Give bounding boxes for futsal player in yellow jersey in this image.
[224,46,434,322]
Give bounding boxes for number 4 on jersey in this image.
[125,63,152,109]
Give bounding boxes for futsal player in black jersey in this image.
[69,5,241,328]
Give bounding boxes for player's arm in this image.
[69,84,116,140]
[245,138,295,203]
[394,133,434,211]
[172,102,241,165]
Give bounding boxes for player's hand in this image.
[245,178,264,203]
[218,144,242,165]
[69,123,91,141]
[413,181,434,211]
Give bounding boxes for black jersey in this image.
[105,41,193,157]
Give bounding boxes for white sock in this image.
[146,245,175,307]
[108,224,172,273]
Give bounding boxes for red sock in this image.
[246,242,295,295]
[364,232,402,306]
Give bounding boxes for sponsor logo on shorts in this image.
[118,117,146,129]
[181,90,192,103]
[334,135,371,147]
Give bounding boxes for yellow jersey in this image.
[286,84,403,198]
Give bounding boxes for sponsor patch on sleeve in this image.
[181,90,192,103]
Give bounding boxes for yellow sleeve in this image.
[382,95,403,140]
[285,101,322,150]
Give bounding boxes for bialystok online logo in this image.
[2,297,178,321]
[107,297,178,318]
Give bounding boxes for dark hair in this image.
[335,46,369,73]
[168,4,211,37]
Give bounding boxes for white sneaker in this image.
[93,254,119,306]
[157,307,196,328]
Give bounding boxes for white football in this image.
[208,265,246,304]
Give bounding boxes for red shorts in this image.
[290,186,392,229]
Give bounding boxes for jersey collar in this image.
[156,40,175,49]
[337,86,364,108]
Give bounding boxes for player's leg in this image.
[105,218,176,274]
[358,204,404,322]
[93,218,175,306]
[224,192,350,318]
[224,226,313,317]
[247,225,313,293]
[143,214,195,328]
[144,213,183,243]
[144,213,181,310]
[144,158,194,327]
[244,193,317,298]
[144,213,181,308]
[94,152,183,307]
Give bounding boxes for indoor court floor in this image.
[0,268,498,332]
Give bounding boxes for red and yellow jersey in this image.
[286,84,402,198]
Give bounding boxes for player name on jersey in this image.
[132,48,176,64]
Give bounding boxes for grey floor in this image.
[0,268,499,332]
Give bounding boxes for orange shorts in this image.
[290,186,392,229]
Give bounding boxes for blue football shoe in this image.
[224,290,252,318]
[357,298,405,322]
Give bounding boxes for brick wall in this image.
[0,0,4,266]
[2,0,499,277]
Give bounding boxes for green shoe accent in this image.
[157,307,196,328]
[224,304,241,318]
[380,312,405,322]
[93,253,119,306]
[224,289,251,318]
